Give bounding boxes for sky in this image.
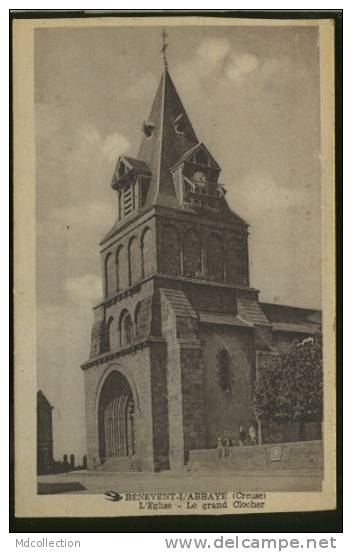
[35,24,321,460]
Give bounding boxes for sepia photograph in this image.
[13,14,336,519]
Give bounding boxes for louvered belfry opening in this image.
[98,371,135,461]
[122,184,133,217]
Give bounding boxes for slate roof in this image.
[171,142,221,171]
[260,302,321,334]
[260,302,321,325]
[37,390,53,409]
[271,322,321,334]
[161,289,198,319]
[123,156,151,173]
[137,68,199,206]
[236,299,271,327]
[198,311,252,328]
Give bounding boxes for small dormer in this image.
[112,156,152,221]
[171,143,224,210]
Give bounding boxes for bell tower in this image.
[105,58,250,288]
[82,36,271,471]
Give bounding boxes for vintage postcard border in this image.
[13,14,337,520]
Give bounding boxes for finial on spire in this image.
[161,28,168,69]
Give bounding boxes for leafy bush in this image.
[255,338,323,437]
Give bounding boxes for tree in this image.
[255,337,323,440]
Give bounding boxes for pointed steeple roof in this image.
[101,65,247,246]
[138,68,199,206]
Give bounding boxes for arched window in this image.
[106,316,114,351]
[217,349,232,392]
[226,236,243,284]
[116,245,128,292]
[183,229,202,277]
[128,236,141,286]
[119,310,133,347]
[104,252,116,298]
[141,227,153,278]
[207,233,224,281]
[161,225,180,275]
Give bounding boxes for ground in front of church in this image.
[37,468,323,495]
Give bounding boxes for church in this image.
[81,53,321,472]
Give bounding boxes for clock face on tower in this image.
[193,171,207,187]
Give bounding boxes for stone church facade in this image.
[81,67,321,471]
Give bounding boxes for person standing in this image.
[224,437,231,457]
[217,436,224,458]
[239,426,246,446]
[248,425,258,445]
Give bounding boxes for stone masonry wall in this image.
[160,290,184,470]
[201,325,255,448]
[100,214,157,299]
[149,341,170,470]
[160,288,207,468]
[156,215,249,286]
[180,346,206,459]
[92,279,156,356]
[188,440,323,472]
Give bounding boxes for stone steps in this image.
[98,456,141,472]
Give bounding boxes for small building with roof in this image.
[37,390,54,474]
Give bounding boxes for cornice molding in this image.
[81,336,166,371]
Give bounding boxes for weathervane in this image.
[161,29,168,69]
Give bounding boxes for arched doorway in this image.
[98,371,135,462]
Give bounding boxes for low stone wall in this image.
[188,440,323,472]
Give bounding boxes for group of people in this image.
[217,425,258,458]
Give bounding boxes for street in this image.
[38,469,323,495]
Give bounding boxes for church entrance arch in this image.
[98,371,135,462]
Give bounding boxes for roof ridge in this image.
[154,69,166,203]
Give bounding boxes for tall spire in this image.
[161,28,168,70]
[138,67,199,207]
